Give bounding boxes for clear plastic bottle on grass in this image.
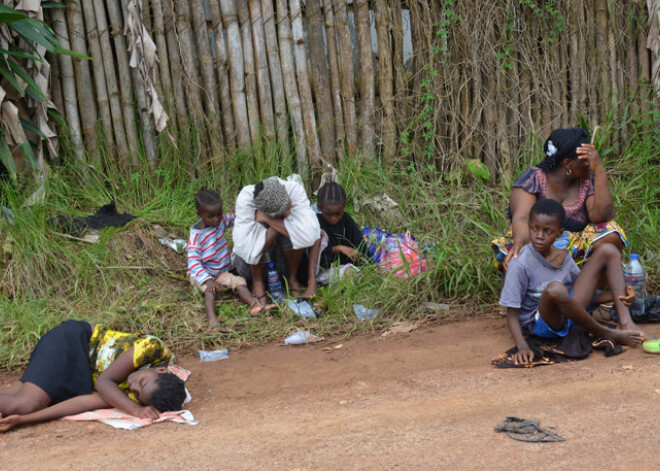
[267,262,284,301]
[624,253,645,316]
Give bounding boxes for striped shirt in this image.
[188,212,235,285]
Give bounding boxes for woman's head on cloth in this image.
[253,177,291,218]
[537,127,590,173]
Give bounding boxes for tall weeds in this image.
[1,106,658,370]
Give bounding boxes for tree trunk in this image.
[261,0,290,159]
[290,0,321,170]
[374,2,396,164]
[354,0,376,159]
[275,0,306,171]
[219,0,251,152]
[307,0,336,164]
[209,0,237,152]
[249,0,276,155]
[237,0,262,156]
[50,8,86,168]
[332,0,358,157]
[105,0,141,166]
[91,0,130,162]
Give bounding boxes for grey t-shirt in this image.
[499,244,580,333]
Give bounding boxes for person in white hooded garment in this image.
[232,177,321,305]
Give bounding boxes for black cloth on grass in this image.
[54,201,136,235]
[20,320,94,404]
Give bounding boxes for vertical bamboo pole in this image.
[322,0,345,157]
[332,0,358,157]
[120,0,159,168]
[151,0,176,131]
[163,0,187,123]
[209,0,237,152]
[91,0,130,161]
[79,0,116,157]
[290,0,321,169]
[307,0,336,163]
[237,0,262,154]
[50,8,86,167]
[65,0,99,164]
[173,0,206,137]
[219,0,251,152]
[354,0,376,159]
[249,0,276,155]
[105,1,142,166]
[390,0,406,139]
[275,0,307,170]
[594,0,610,124]
[190,0,220,116]
[261,0,290,158]
[374,2,396,164]
[627,2,640,93]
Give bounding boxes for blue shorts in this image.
[531,312,574,338]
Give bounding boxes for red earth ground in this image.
[1,316,660,470]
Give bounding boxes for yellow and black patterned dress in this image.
[88,325,173,403]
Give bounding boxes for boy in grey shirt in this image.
[499,198,647,365]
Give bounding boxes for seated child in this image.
[0,320,186,432]
[188,189,260,328]
[499,198,647,365]
[317,182,366,267]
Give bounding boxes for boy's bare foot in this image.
[286,277,303,296]
[608,328,645,347]
[618,321,655,341]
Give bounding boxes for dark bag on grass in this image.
[611,296,660,324]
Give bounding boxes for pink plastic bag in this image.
[379,231,427,279]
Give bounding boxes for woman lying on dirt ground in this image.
[0,320,186,432]
[492,127,627,274]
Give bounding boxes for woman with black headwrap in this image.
[492,127,627,273]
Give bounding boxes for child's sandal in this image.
[249,303,278,317]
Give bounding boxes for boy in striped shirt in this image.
[188,190,256,331]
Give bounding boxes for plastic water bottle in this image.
[199,349,229,361]
[267,262,284,301]
[624,253,645,316]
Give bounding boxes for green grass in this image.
[1,107,659,371]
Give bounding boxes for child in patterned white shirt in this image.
[188,189,257,331]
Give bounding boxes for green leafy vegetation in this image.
[1,106,658,371]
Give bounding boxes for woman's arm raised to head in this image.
[578,144,615,222]
[505,188,537,271]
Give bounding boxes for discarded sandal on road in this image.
[495,417,565,442]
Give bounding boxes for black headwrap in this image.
[537,128,590,172]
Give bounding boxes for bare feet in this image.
[619,321,655,341]
[608,328,645,347]
[286,276,303,296]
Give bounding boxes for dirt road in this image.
[2,317,660,470]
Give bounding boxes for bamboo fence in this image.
[37,0,660,180]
